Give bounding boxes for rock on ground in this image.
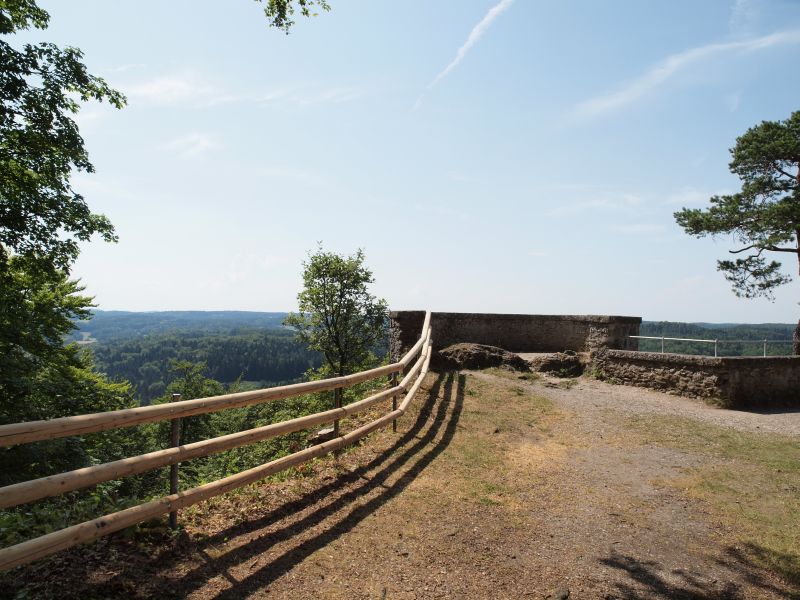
[434,343,529,371]
[527,351,584,377]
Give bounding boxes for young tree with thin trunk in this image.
[285,246,388,379]
[674,111,800,354]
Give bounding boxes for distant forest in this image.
[639,321,795,356]
[68,310,289,344]
[92,330,322,403]
[73,311,322,403]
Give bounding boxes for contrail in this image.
[414,0,514,109]
[571,29,800,120]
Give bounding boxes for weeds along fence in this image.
[0,312,433,571]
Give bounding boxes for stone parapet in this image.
[592,349,800,409]
[389,311,641,361]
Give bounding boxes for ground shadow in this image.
[73,371,464,599]
[600,544,800,600]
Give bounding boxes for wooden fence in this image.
[0,312,432,571]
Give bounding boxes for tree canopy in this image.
[0,0,125,273]
[674,110,799,353]
[0,0,132,442]
[257,0,331,33]
[285,246,388,377]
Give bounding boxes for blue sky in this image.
[23,0,800,321]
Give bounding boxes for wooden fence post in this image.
[333,388,342,437]
[169,393,182,529]
[390,372,398,432]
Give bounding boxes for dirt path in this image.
[4,370,798,599]
[510,369,800,436]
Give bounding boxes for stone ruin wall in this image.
[389,311,642,360]
[592,349,800,409]
[390,311,800,409]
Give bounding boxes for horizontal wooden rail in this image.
[0,311,431,448]
[0,328,435,510]
[0,365,393,447]
[0,337,433,571]
[0,331,430,508]
[0,387,400,509]
[0,311,432,571]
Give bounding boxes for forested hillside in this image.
[68,311,322,403]
[68,310,288,344]
[92,329,322,403]
[639,321,794,356]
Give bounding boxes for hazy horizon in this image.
[81,308,796,327]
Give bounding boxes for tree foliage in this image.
[0,255,135,484]
[92,328,321,402]
[256,0,331,33]
[285,247,388,377]
[674,111,800,353]
[0,0,135,488]
[674,111,800,299]
[0,0,125,272]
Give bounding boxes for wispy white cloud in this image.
[162,133,217,158]
[255,165,326,187]
[227,253,286,284]
[71,173,139,202]
[725,89,742,112]
[528,250,548,258]
[691,154,708,168]
[546,193,642,217]
[126,74,221,106]
[664,187,733,206]
[415,0,514,109]
[664,275,707,295]
[664,187,709,206]
[445,170,480,183]
[413,202,470,221]
[571,29,800,120]
[125,73,364,109]
[300,86,363,105]
[73,105,115,130]
[254,86,365,107]
[613,223,665,235]
[729,0,760,36]
[105,63,146,74]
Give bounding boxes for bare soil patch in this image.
[2,370,798,599]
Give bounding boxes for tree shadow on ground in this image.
[75,371,463,599]
[600,543,800,600]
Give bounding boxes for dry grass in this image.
[624,413,800,585]
[432,373,557,509]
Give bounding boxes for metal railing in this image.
[630,335,794,357]
[0,311,433,571]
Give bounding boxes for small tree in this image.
[674,111,800,354]
[285,246,388,379]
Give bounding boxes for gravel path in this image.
[508,370,800,437]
